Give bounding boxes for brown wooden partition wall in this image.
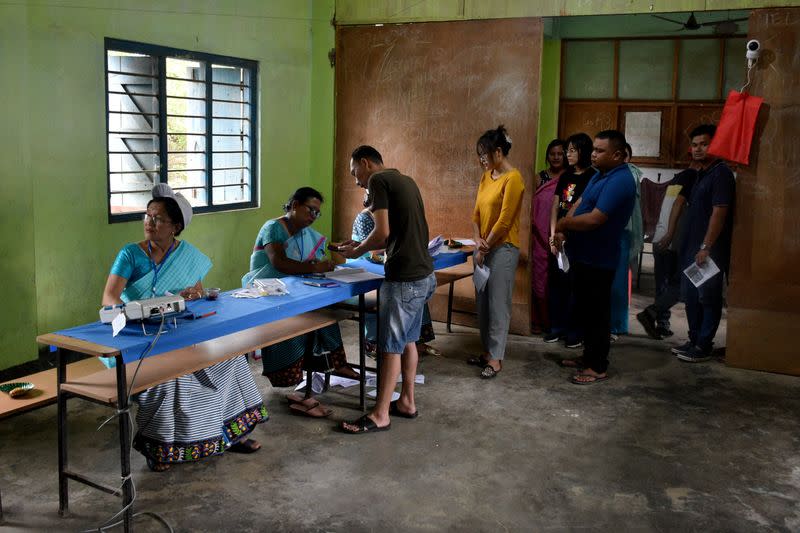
[333,18,543,334]
[726,7,800,376]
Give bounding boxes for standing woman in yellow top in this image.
[469,125,526,378]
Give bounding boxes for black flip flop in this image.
[389,400,418,419]
[340,414,391,434]
[467,355,489,367]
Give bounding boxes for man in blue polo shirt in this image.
[672,124,735,363]
[554,130,636,384]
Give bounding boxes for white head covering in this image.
[151,183,193,229]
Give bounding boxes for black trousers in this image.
[572,261,615,373]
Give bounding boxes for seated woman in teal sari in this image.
[102,184,267,472]
[244,187,358,416]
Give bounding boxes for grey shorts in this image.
[378,273,437,354]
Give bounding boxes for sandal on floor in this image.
[389,400,418,419]
[228,438,261,454]
[559,357,586,369]
[285,393,308,404]
[467,355,489,367]
[340,414,391,434]
[418,343,443,357]
[289,400,332,418]
[480,365,501,379]
[570,373,609,385]
[146,457,171,472]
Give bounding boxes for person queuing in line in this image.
[609,143,644,339]
[538,138,567,188]
[338,145,436,434]
[350,191,442,359]
[554,130,636,385]
[637,148,702,340]
[671,124,735,363]
[530,140,566,333]
[243,187,359,418]
[466,125,526,379]
[543,132,594,348]
[102,184,266,472]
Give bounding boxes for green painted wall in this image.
[535,39,561,176]
[0,0,336,370]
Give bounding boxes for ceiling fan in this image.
[652,11,748,33]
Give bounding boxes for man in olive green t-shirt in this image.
[339,145,436,434]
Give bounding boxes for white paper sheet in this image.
[683,257,720,287]
[473,264,490,292]
[111,312,126,337]
[428,235,444,256]
[557,249,570,273]
[324,269,384,283]
[453,238,476,246]
[368,390,401,401]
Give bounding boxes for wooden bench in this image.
[434,261,475,332]
[0,358,106,420]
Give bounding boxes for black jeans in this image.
[572,262,615,374]
[548,254,582,343]
[648,248,680,328]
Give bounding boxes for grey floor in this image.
[2,282,800,532]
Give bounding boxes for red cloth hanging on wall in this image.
[708,90,764,165]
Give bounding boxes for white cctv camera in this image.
[746,40,761,67]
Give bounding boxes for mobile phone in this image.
[303,280,338,288]
[327,243,341,252]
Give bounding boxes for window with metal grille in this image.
[105,38,258,222]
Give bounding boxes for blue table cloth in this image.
[53,252,468,364]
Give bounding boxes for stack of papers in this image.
[324,267,384,283]
[428,235,444,256]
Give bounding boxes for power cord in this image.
[83,311,174,533]
[740,57,758,92]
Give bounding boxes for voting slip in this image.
[683,257,720,288]
[557,249,570,273]
[473,264,490,292]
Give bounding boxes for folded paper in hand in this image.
[473,264,490,292]
[683,258,720,288]
[557,249,570,273]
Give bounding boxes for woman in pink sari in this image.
[531,139,566,332]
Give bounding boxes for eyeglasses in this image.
[303,204,321,219]
[477,153,489,162]
[143,213,173,226]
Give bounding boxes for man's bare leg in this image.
[396,341,418,415]
[342,351,400,431]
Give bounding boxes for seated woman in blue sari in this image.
[102,184,267,472]
[244,187,358,417]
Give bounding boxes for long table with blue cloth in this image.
[35,250,468,532]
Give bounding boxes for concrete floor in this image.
[1,291,799,532]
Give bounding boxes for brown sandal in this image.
[288,400,332,418]
[228,438,261,454]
